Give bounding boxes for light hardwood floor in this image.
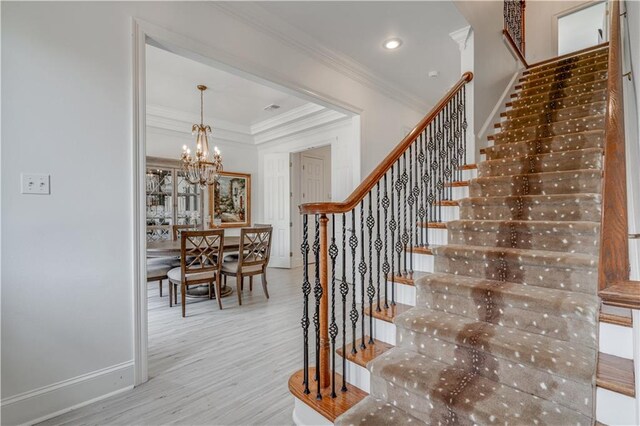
[40,267,305,426]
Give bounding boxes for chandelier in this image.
[180,85,223,187]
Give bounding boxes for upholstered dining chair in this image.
[147,258,172,297]
[167,229,225,317]
[221,226,272,306]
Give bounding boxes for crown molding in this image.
[251,103,325,135]
[256,117,352,151]
[254,109,348,145]
[146,126,258,151]
[449,26,472,52]
[210,2,428,113]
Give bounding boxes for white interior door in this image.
[263,153,291,268]
[301,155,325,203]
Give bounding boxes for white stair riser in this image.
[292,397,332,426]
[341,357,371,393]
[372,317,397,346]
[595,388,637,426]
[599,322,634,359]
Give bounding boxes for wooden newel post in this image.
[318,214,331,388]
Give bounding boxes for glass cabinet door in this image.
[146,167,173,241]
[176,170,202,226]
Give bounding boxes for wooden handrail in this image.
[299,71,473,215]
[599,0,629,291]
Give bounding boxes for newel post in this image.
[318,214,331,388]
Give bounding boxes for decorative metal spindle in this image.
[366,192,375,344]
[428,123,436,229]
[401,152,409,275]
[301,215,311,395]
[463,85,468,167]
[394,161,402,278]
[328,216,338,398]
[455,91,463,182]
[417,133,425,247]
[375,182,383,312]
[407,144,414,275]
[349,210,358,355]
[437,113,444,221]
[359,202,367,350]
[423,128,430,248]
[413,138,420,250]
[312,214,322,400]
[446,102,453,200]
[391,163,399,306]
[340,213,348,392]
[384,170,392,309]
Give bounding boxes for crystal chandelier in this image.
[180,85,223,187]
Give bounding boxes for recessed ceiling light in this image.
[383,38,403,50]
[263,104,281,111]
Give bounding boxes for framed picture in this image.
[208,171,251,228]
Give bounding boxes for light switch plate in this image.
[21,173,50,195]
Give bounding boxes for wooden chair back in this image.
[180,229,225,284]
[173,224,196,241]
[238,226,272,272]
[147,225,171,242]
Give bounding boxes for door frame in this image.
[131,18,361,385]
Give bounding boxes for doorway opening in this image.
[557,1,606,55]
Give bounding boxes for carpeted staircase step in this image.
[334,395,424,426]
[415,272,598,348]
[493,115,604,144]
[432,244,598,294]
[477,147,603,177]
[510,79,607,109]
[501,101,606,131]
[368,347,593,423]
[523,47,607,76]
[460,193,602,221]
[470,169,602,197]
[481,130,604,160]
[519,59,608,88]
[504,90,607,120]
[446,219,600,255]
[515,70,607,99]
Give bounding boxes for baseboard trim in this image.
[1,360,134,425]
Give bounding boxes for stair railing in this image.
[503,0,526,62]
[291,71,473,401]
[598,0,639,307]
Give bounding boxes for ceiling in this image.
[146,44,311,127]
[249,1,468,108]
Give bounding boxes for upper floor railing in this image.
[289,71,473,401]
[503,0,526,64]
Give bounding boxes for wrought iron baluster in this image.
[349,210,358,355]
[382,173,393,309]
[401,152,409,275]
[391,163,398,306]
[394,161,402,278]
[428,123,436,230]
[407,144,414,275]
[375,182,383,312]
[437,112,445,221]
[417,133,425,248]
[312,214,322,400]
[463,85,468,167]
[340,213,348,392]
[301,214,311,395]
[366,192,375,344]
[445,101,453,200]
[455,91,463,182]
[328,216,338,398]
[359,202,367,349]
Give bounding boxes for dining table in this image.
[147,236,242,299]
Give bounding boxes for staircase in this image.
[289,2,638,423]
[336,45,608,426]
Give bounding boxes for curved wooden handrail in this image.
[299,71,474,215]
[598,0,629,291]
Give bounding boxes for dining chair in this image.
[147,258,172,297]
[172,224,196,241]
[167,229,225,317]
[222,224,272,263]
[221,226,272,306]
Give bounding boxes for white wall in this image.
[558,2,606,55]
[1,2,422,423]
[453,1,520,156]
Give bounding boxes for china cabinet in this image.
[146,157,204,241]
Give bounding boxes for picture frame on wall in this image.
[209,171,251,228]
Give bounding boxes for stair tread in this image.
[515,70,608,97]
[524,47,608,75]
[494,115,605,144]
[506,90,607,118]
[364,302,412,323]
[510,80,607,107]
[477,149,603,178]
[288,368,368,422]
[336,337,394,369]
[335,395,424,426]
[368,347,592,425]
[503,100,606,124]
[433,243,597,268]
[597,353,635,397]
[461,192,601,204]
[395,307,597,383]
[415,272,599,322]
[482,129,605,158]
[520,60,608,86]
[388,270,430,286]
